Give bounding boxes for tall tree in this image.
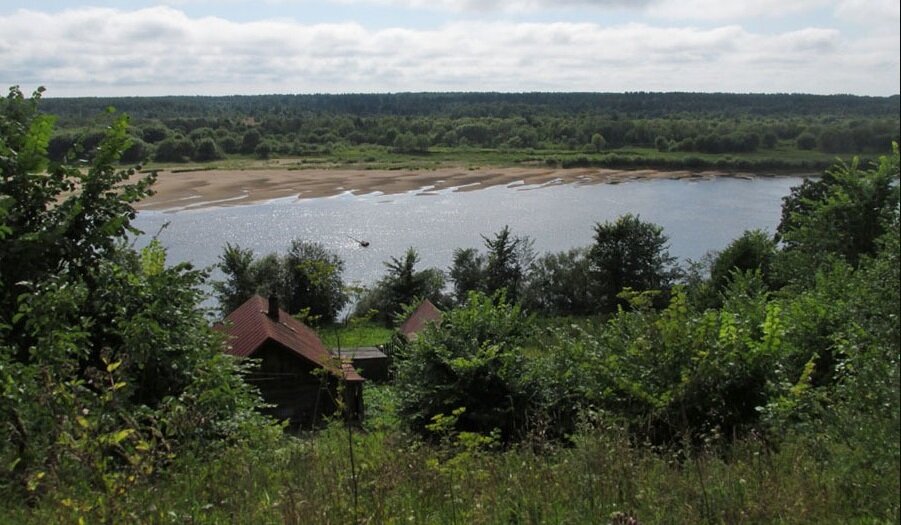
[588,214,677,312]
[709,229,777,292]
[448,247,485,304]
[483,225,534,302]
[284,239,348,323]
[354,248,447,325]
[214,240,348,324]
[213,243,258,315]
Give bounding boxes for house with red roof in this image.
[397,298,442,342]
[216,295,364,428]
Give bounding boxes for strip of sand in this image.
[134,167,782,211]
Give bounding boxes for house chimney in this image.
[267,295,279,321]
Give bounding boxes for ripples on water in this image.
[133,176,806,305]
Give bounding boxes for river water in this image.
[133,176,806,293]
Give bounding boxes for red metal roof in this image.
[398,299,442,340]
[216,295,363,381]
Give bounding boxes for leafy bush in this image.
[709,229,777,294]
[192,137,223,162]
[0,87,277,505]
[394,292,534,440]
[775,147,900,284]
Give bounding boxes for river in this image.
[133,175,806,297]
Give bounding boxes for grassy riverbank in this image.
[142,144,851,173]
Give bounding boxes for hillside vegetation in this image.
[1,87,899,523]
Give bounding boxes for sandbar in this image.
[133,167,796,212]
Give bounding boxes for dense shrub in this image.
[192,137,223,162]
[0,87,277,504]
[394,292,534,440]
[709,229,777,293]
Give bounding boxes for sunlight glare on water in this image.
[133,176,805,299]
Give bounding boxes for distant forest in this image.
[39,92,901,167]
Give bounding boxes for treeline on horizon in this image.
[38,91,900,169]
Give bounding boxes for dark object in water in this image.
[347,235,370,248]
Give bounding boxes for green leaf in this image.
[110,428,135,445]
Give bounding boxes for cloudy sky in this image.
[0,0,898,97]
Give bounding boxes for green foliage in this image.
[9,412,896,524]
[775,144,900,284]
[483,225,534,302]
[213,239,348,324]
[588,214,677,312]
[590,132,606,152]
[0,86,154,324]
[191,137,222,162]
[153,137,194,163]
[284,239,349,324]
[448,247,485,304]
[709,229,777,294]
[521,247,594,315]
[239,129,261,154]
[796,131,817,150]
[211,243,257,315]
[446,226,534,306]
[394,292,534,440]
[354,248,447,326]
[0,86,277,507]
[654,135,670,152]
[38,93,896,173]
[253,141,271,160]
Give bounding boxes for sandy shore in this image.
[134,167,770,211]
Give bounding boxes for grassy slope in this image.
[9,384,896,524]
[319,322,394,349]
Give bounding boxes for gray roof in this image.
[330,347,387,360]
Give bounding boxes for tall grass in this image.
[8,414,897,524]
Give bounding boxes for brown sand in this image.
[134,167,772,211]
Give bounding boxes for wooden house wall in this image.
[246,341,337,428]
[246,341,363,428]
[351,357,389,382]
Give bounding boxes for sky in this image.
[0,0,898,97]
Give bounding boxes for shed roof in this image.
[216,295,363,381]
[331,347,388,360]
[398,299,442,340]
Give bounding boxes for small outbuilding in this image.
[216,295,364,428]
[397,298,442,342]
[332,347,390,382]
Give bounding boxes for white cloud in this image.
[646,0,830,21]
[0,6,896,96]
[834,0,900,28]
[333,0,831,19]
[344,0,648,12]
